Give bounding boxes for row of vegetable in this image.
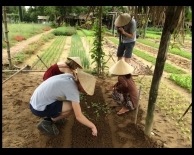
[11,26,191,93]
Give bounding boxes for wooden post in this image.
[2,6,13,69]
[134,85,142,124]
[37,55,48,69]
[139,65,152,83]
[2,65,27,84]
[2,70,46,72]
[178,103,192,122]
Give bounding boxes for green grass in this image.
[144,33,161,39]
[142,28,191,40]
[108,37,191,60]
[81,29,95,36]
[86,36,94,45]
[137,39,191,60]
[146,30,162,35]
[76,30,86,36]
[108,37,118,44]
[2,23,50,48]
[133,49,186,74]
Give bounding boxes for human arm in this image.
[72,101,97,136]
[72,70,78,81]
[118,27,135,39]
[114,76,128,92]
[57,62,76,76]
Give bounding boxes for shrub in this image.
[52,27,77,36]
[50,22,58,28]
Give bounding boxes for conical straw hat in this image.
[67,57,83,69]
[77,69,96,95]
[109,59,134,75]
[114,13,131,27]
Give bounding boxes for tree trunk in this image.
[2,15,5,40]
[2,6,13,69]
[134,6,138,21]
[97,6,102,75]
[144,6,184,136]
[18,6,23,22]
[142,6,150,38]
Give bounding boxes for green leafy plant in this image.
[90,18,108,75]
[90,102,110,120]
[169,74,192,92]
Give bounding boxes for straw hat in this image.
[114,13,131,27]
[77,69,96,95]
[67,57,83,69]
[109,59,134,75]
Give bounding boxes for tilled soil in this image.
[71,81,114,148]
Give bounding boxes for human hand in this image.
[72,70,78,81]
[91,126,97,136]
[118,27,124,34]
[106,85,114,91]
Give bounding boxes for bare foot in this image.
[117,108,130,115]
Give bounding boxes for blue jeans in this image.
[117,42,135,58]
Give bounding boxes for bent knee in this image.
[62,101,73,112]
[61,109,73,116]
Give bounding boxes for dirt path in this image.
[2,29,54,65]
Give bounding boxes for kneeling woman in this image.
[109,59,138,115]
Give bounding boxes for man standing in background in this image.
[114,13,137,64]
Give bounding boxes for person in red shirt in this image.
[43,57,83,81]
[109,59,138,115]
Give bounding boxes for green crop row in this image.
[137,39,191,60]
[31,36,67,70]
[69,34,90,69]
[133,49,186,74]
[169,74,192,92]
